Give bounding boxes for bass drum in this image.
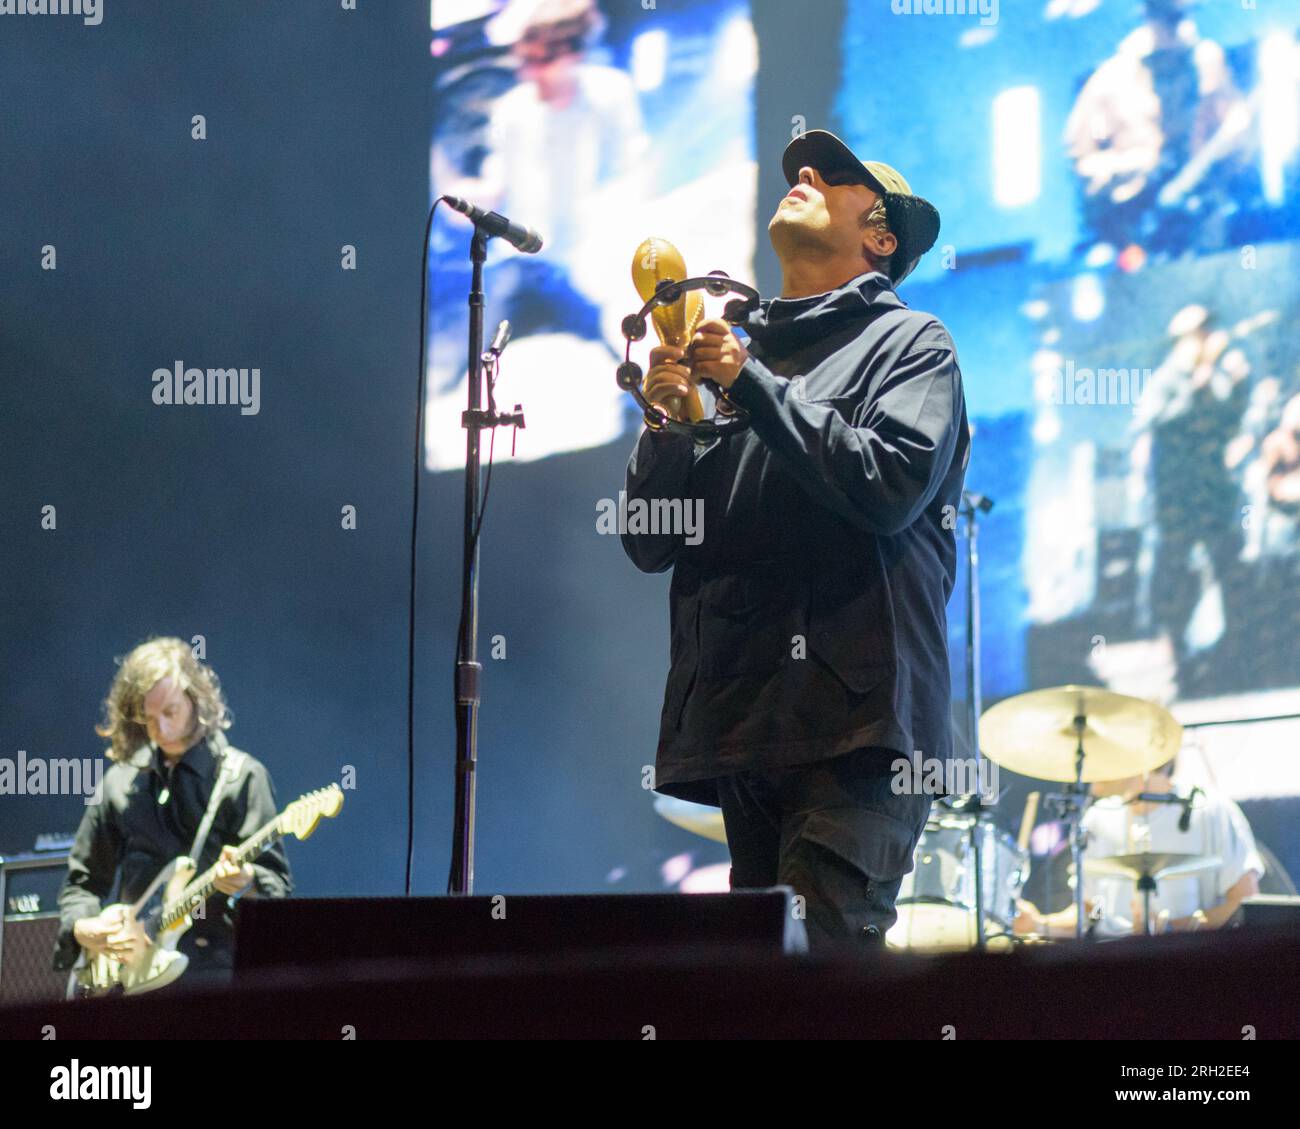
[888,816,1028,951]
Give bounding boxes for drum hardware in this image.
[653,795,728,844]
[953,491,995,948]
[981,685,1183,940]
[1129,786,1203,832]
[1083,851,1221,936]
[1047,766,1091,942]
[978,686,1183,785]
[889,812,1028,951]
[985,930,1055,951]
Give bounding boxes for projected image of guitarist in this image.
[55,638,294,992]
[1063,0,1254,255]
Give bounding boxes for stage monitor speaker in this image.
[234,890,807,976]
[1236,895,1300,932]
[0,851,71,1007]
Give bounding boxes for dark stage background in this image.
[3,1,1299,907]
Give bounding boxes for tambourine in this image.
[616,237,760,439]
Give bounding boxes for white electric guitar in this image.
[71,784,344,997]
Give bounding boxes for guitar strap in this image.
[187,747,246,861]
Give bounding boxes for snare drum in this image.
[888,816,1028,950]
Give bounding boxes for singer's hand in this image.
[688,319,748,390]
[643,345,695,421]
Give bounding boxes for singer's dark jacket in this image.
[53,738,292,971]
[621,270,969,805]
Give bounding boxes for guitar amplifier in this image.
[0,851,72,1007]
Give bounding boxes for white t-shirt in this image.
[484,64,647,266]
[1082,787,1263,935]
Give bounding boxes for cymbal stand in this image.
[1042,712,1093,940]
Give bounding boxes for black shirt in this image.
[54,738,292,970]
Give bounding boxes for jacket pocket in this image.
[697,571,805,680]
[800,806,919,885]
[805,570,893,694]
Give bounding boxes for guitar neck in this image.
[159,816,284,929]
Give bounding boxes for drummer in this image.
[1014,758,1263,937]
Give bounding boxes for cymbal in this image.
[980,685,1182,783]
[653,795,728,844]
[1083,852,1221,882]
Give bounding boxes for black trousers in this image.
[717,747,931,950]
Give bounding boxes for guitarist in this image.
[55,637,292,988]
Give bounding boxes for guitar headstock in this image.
[281,784,345,841]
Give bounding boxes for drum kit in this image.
[654,684,1221,949]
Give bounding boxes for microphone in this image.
[1130,788,1201,832]
[441,196,543,254]
[1133,792,1180,805]
[488,320,512,357]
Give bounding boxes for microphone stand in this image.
[958,492,993,948]
[449,229,525,896]
[449,228,489,896]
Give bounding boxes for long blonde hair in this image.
[96,637,231,763]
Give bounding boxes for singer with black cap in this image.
[621,130,969,948]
